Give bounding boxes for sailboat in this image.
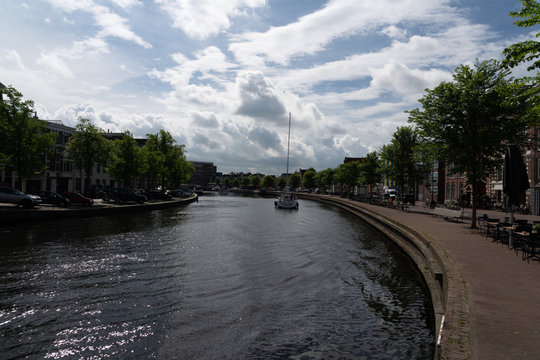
[274,112,299,210]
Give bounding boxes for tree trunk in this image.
[471,183,477,229]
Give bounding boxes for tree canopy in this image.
[65,118,111,195]
[143,130,193,190]
[0,86,56,190]
[107,131,144,188]
[335,160,361,194]
[503,0,540,71]
[408,59,538,227]
[358,151,380,191]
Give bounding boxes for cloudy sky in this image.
[0,0,536,175]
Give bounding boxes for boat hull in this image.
[274,194,299,209]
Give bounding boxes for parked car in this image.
[0,186,42,208]
[167,189,191,198]
[62,192,94,206]
[110,188,146,203]
[33,191,71,207]
[147,190,172,201]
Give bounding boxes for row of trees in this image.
[66,118,194,195]
[0,86,193,194]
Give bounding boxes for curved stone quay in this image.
[298,193,540,360]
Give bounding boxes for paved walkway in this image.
[344,201,540,360]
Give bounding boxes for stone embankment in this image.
[0,194,198,224]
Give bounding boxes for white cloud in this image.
[93,6,151,49]
[156,0,266,40]
[236,71,286,120]
[381,25,407,40]
[229,0,458,66]
[45,0,151,48]
[36,52,74,78]
[108,0,142,10]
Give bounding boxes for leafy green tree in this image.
[142,130,191,190]
[167,145,193,188]
[317,168,335,192]
[241,176,250,188]
[0,86,56,190]
[503,0,540,71]
[408,59,538,227]
[288,173,302,189]
[358,151,381,192]
[302,169,317,189]
[66,118,111,195]
[277,176,286,189]
[380,127,422,199]
[108,131,144,188]
[262,175,275,189]
[250,175,261,189]
[335,161,361,195]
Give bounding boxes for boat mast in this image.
[286,112,291,186]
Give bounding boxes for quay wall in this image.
[0,195,198,224]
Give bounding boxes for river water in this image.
[1,194,434,359]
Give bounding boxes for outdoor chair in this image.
[511,223,531,253]
[520,231,538,263]
[477,215,488,234]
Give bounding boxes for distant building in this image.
[343,157,363,164]
[190,161,217,187]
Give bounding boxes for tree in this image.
[108,131,143,188]
[335,161,361,195]
[65,118,111,196]
[302,169,317,189]
[408,59,538,228]
[317,168,335,192]
[503,0,540,71]
[358,151,381,192]
[277,176,286,189]
[250,175,261,189]
[142,130,192,190]
[165,144,193,188]
[0,86,56,190]
[380,127,423,199]
[262,175,276,189]
[288,173,302,189]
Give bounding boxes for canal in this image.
[0,194,434,359]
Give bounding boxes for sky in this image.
[0,0,537,176]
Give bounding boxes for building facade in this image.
[190,161,217,188]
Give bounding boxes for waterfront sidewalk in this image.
[348,200,540,360]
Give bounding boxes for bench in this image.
[433,207,464,222]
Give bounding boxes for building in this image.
[190,161,217,188]
[0,120,150,195]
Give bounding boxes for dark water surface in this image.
[1,194,434,359]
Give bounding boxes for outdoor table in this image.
[486,221,501,240]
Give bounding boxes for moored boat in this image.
[274,112,299,210]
